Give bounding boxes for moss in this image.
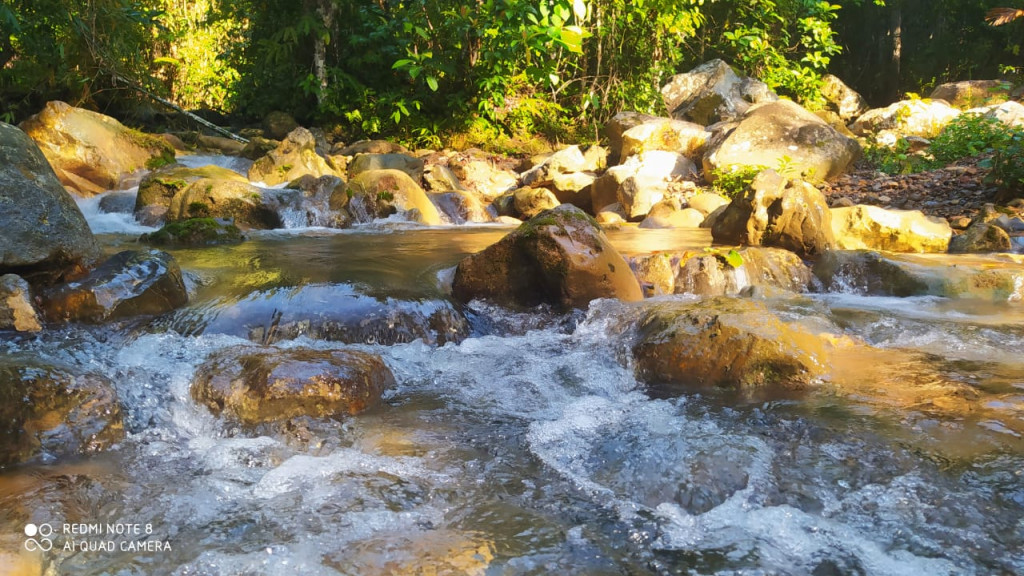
[145,148,176,170]
[141,218,243,246]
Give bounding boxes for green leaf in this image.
[725,249,744,269]
[573,0,587,21]
[426,75,438,91]
[392,59,413,69]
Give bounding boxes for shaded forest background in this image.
[1,0,1021,147]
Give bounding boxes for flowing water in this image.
[1,158,1023,575]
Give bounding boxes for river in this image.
[0,156,1022,575]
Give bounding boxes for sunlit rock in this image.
[661,59,778,125]
[632,297,827,392]
[850,99,960,139]
[620,118,710,162]
[0,275,42,332]
[18,101,174,195]
[166,178,282,229]
[929,80,1011,109]
[831,205,952,253]
[346,169,442,225]
[452,204,643,308]
[821,74,869,121]
[136,164,249,215]
[513,186,561,219]
[348,153,425,182]
[248,127,340,186]
[630,247,812,297]
[192,345,395,425]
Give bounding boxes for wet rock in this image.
[452,204,643,309]
[0,121,100,283]
[850,99,960,139]
[240,136,280,161]
[170,284,470,345]
[661,59,778,125]
[639,198,705,229]
[325,530,494,576]
[619,118,710,162]
[346,169,442,225]
[135,163,249,214]
[277,174,350,228]
[605,111,661,163]
[167,178,282,229]
[432,191,490,224]
[40,250,188,322]
[423,164,466,193]
[712,170,835,259]
[814,250,1024,300]
[513,187,561,219]
[929,80,1011,109]
[98,191,137,214]
[632,247,812,297]
[196,134,245,156]
[821,74,869,121]
[18,101,175,195]
[140,218,244,246]
[262,111,299,140]
[0,275,42,331]
[703,100,860,182]
[949,221,1012,253]
[595,209,626,227]
[447,150,519,200]
[0,359,124,466]
[192,345,395,425]
[248,127,340,186]
[831,205,952,253]
[632,297,826,392]
[348,153,425,182]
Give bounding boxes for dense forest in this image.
[1,0,1021,147]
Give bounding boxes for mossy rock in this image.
[141,218,244,246]
[136,164,248,212]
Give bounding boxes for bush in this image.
[711,165,765,198]
[985,129,1024,199]
[930,113,1013,164]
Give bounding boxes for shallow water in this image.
[2,160,1023,575]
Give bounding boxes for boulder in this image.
[606,111,661,163]
[831,205,952,253]
[550,171,596,213]
[0,122,100,283]
[850,99,961,139]
[661,59,778,125]
[192,346,395,425]
[703,100,860,182]
[711,170,835,258]
[18,101,174,195]
[639,199,705,229]
[0,275,42,332]
[631,247,812,297]
[687,192,730,215]
[335,140,409,156]
[451,204,643,308]
[423,164,466,192]
[98,191,136,215]
[140,218,244,246]
[619,118,710,162]
[240,136,280,160]
[346,169,442,225]
[632,297,826,392]
[598,151,697,219]
[949,222,1013,253]
[0,360,124,466]
[595,209,626,227]
[820,74,869,122]
[348,153,425,182]
[448,153,519,200]
[432,191,491,224]
[196,134,245,156]
[513,187,561,219]
[972,101,1024,128]
[167,178,282,229]
[262,111,299,140]
[248,127,340,186]
[135,164,249,213]
[929,80,1011,109]
[40,250,188,322]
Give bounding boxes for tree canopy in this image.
[2,0,1020,146]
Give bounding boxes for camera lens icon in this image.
[24,523,54,552]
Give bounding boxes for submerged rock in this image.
[167,284,470,346]
[0,121,100,284]
[711,170,835,258]
[40,250,188,322]
[632,297,827,393]
[0,359,124,466]
[140,218,244,246]
[18,101,175,195]
[452,205,643,309]
[192,345,395,425]
[831,205,952,253]
[0,274,42,332]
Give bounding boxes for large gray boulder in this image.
[661,59,778,125]
[0,122,100,284]
[703,100,860,182]
[711,170,835,259]
[929,80,1011,110]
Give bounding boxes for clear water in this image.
[2,158,1022,575]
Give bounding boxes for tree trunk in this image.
[314,0,337,106]
[889,2,902,101]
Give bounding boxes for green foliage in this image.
[724,249,744,269]
[984,129,1024,199]
[864,137,923,175]
[187,201,210,218]
[712,164,766,198]
[930,113,1013,164]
